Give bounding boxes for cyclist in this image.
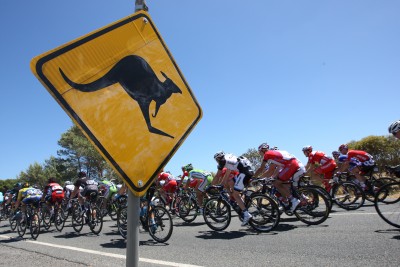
[303,146,337,192]
[337,144,375,191]
[213,151,253,226]
[63,181,75,199]
[98,178,118,207]
[179,163,193,187]
[41,177,65,208]
[254,143,302,212]
[13,182,43,222]
[157,171,178,209]
[183,168,213,213]
[70,171,99,213]
[388,120,400,139]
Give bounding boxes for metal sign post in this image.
[126,190,140,267]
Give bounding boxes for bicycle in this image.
[344,166,396,202]
[202,184,280,232]
[299,174,365,210]
[97,193,126,220]
[71,193,103,235]
[117,197,173,243]
[254,178,330,225]
[41,201,66,232]
[374,181,400,228]
[16,202,41,240]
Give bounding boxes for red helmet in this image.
[258,143,270,152]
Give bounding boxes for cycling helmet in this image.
[388,120,400,134]
[302,145,313,153]
[78,171,87,178]
[23,182,29,188]
[64,181,72,186]
[258,143,270,152]
[338,144,348,151]
[272,146,278,150]
[332,151,340,158]
[182,163,193,172]
[14,182,22,189]
[214,151,225,161]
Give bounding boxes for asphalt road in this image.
[0,203,399,267]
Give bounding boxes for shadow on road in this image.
[375,229,400,240]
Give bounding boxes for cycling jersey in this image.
[74,177,98,198]
[98,180,118,199]
[18,187,43,206]
[307,151,337,179]
[262,150,299,181]
[158,172,177,193]
[217,154,254,191]
[44,182,64,203]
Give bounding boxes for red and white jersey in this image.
[263,150,296,168]
[308,151,332,165]
[158,172,175,183]
[346,150,373,162]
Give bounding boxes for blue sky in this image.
[1,0,399,180]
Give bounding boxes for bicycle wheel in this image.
[96,196,109,218]
[203,197,231,231]
[17,213,28,237]
[148,206,173,243]
[374,182,400,228]
[108,201,118,221]
[71,205,84,233]
[54,208,66,232]
[89,206,103,235]
[178,196,198,223]
[331,182,365,210]
[117,206,127,239]
[304,185,333,212]
[365,177,396,202]
[41,205,52,230]
[29,212,40,240]
[9,214,17,231]
[247,193,280,232]
[294,188,330,225]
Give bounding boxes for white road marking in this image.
[0,234,203,267]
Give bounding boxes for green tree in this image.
[241,148,262,171]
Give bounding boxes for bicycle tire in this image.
[54,208,66,232]
[374,182,400,228]
[247,193,280,232]
[17,213,27,237]
[294,187,330,225]
[71,205,84,233]
[108,201,118,221]
[117,206,127,239]
[178,196,198,223]
[9,214,17,231]
[365,177,396,202]
[303,185,333,212]
[89,206,103,235]
[148,206,173,243]
[203,197,231,231]
[331,182,365,210]
[41,205,52,230]
[29,212,40,240]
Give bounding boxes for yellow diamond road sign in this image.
[30,11,202,196]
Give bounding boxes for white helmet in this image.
[64,181,72,186]
[214,151,225,161]
[388,120,400,135]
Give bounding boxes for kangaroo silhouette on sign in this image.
[59,55,182,138]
